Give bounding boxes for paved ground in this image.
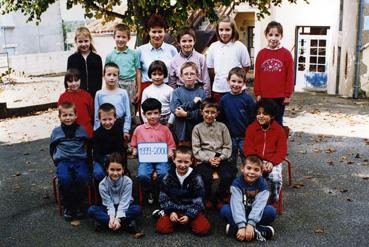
[0,92,369,247]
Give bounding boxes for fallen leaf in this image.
[355,153,361,159]
[347,198,353,202]
[347,161,354,165]
[293,183,305,189]
[299,150,307,154]
[304,176,313,180]
[325,148,336,153]
[326,160,334,166]
[15,172,21,176]
[70,220,81,226]
[23,153,30,156]
[314,228,324,234]
[313,148,321,153]
[131,232,145,239]
[339,189,348,193]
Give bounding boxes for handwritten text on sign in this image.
[137,142,168,163]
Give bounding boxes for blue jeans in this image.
[93,161,106,184]
[137,162,170,190]
[231,137,246,174]
[88,204,142,226]
[56,159,90,210]
[220,204,276,228]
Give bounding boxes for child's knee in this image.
[137,174,151,184]
[191,213,211,235]
[220,204,232,219]
[156,216,174,234]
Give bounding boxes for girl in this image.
[141,60,174,125]
[58,69,94,138]
[94,62,131,141]
[254,21,294,125]
[170,62,206,146]
[206,17,251,102]
[87,152,142,234]
[168,26,211,97]
[67,27,103,98]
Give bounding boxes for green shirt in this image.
[105,47,140,80]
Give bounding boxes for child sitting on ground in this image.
[92,103,125,184]
[131,98,176,204]
[170,62,206,146]
[88,152,142,235]
[156,145,211,235]
[50,102,90,221]
[243,99,287,205]
[220,155,276,241]
[192,98,233,209]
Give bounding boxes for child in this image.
[67,27,102,98]
[141,60,173,124]
[156,145,211,235]
[131,98,176,204]
[206,17,250,102]
[254,21,294,125]
[58,68,94,138]
[220,155,276,242]
[105,24,141,120]
[49,102,90,220]
[168,26,211,97]
[219,67,255,175]
[243,99,287,205]
[92,103,125,184]
[170,62,206,146]
[88,152,142,234]
[192,98,233,209]
[94,62,131,141]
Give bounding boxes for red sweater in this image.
[58,90,94,138]
[254,47,294,98]
[243,120,287,165]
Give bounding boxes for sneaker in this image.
[147,192,154,205]
[126,219,144,238]
[254,225,274,241]
[152,209,165,219]
[74,209,85,219]
[225,224,237,237]
[63,208,73,221]
[95,220,103,232]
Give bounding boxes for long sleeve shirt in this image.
[192,121,232,162]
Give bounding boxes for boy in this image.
[170,62,206,146]
[220,155,276,242]
[50,102,90,220]
[92,103,125,183]
[219,67,255,175]
[243,99,287,205]
[131,98,176,204]
[192,98,233,209]
[156,146,211,235]
[105,24,141,121]
[168,26,211,97]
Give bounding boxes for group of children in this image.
[50,16,293,242]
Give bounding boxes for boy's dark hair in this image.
[227,67,246,82]
[58,101,76,116]
[148,60,168,78]
[176,26,196,43]
[114,23,130,37]
[104,152,128,175]
[173,145,193,160]
[255,99,277,118]
[201,97,218,111]
[141,98,162,113]
[242,155,263,169]
[64,68,81,89]
[265,21,283,36]
[98,103,117,119]
[180,61,199,75]
[147,14,167,30]
[104,62,120,75]
[215,16,239,42]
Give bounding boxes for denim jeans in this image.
[88,204,142,226]
[93,161,106,184]
[231,137,246,174]
[137,162,170,189]
[56,159,90,210]
[220,204,276,228]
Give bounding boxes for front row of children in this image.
[50,93,285,241]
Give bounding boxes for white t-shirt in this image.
[206,40,251,93]
[141,83,173,121]
[176,167,193,186]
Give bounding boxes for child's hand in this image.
[209,158,219,166]
[175,107,187,117]
[169,212,179,222]
[245,224,255,241]
[263,162,273,173]
[109,216,116,229]
[256,95,262,102]
[283,97,291,105]
[178,215,189,224]
[236,228,247,241]
[168,150,174,159]
[113,218,121,231]
[123,133,130,141]
[193,97,202,104]
[133,92,141,104]
[132,147,137,157]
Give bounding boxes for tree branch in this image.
[87,2,127,20]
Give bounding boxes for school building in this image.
[231,0,369,98]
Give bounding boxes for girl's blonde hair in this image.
[215,16,239,43]
[74,27,96,52]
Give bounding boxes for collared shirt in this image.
[192,121,232,162]
[206,40,251,93]
[136,42,178,82]
[130,123,176,151]
[105,47,140,80]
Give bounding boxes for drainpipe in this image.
[353,0,364,99]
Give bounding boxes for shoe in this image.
[126,219,144,238]
[147,192,154,205]
[254,225,274,241]
[74,209,85,219]
[63,208,73,221]
[205,200,213,209]
[225,224,237,237]
[152,209,164,219]
[95,220,103,232]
